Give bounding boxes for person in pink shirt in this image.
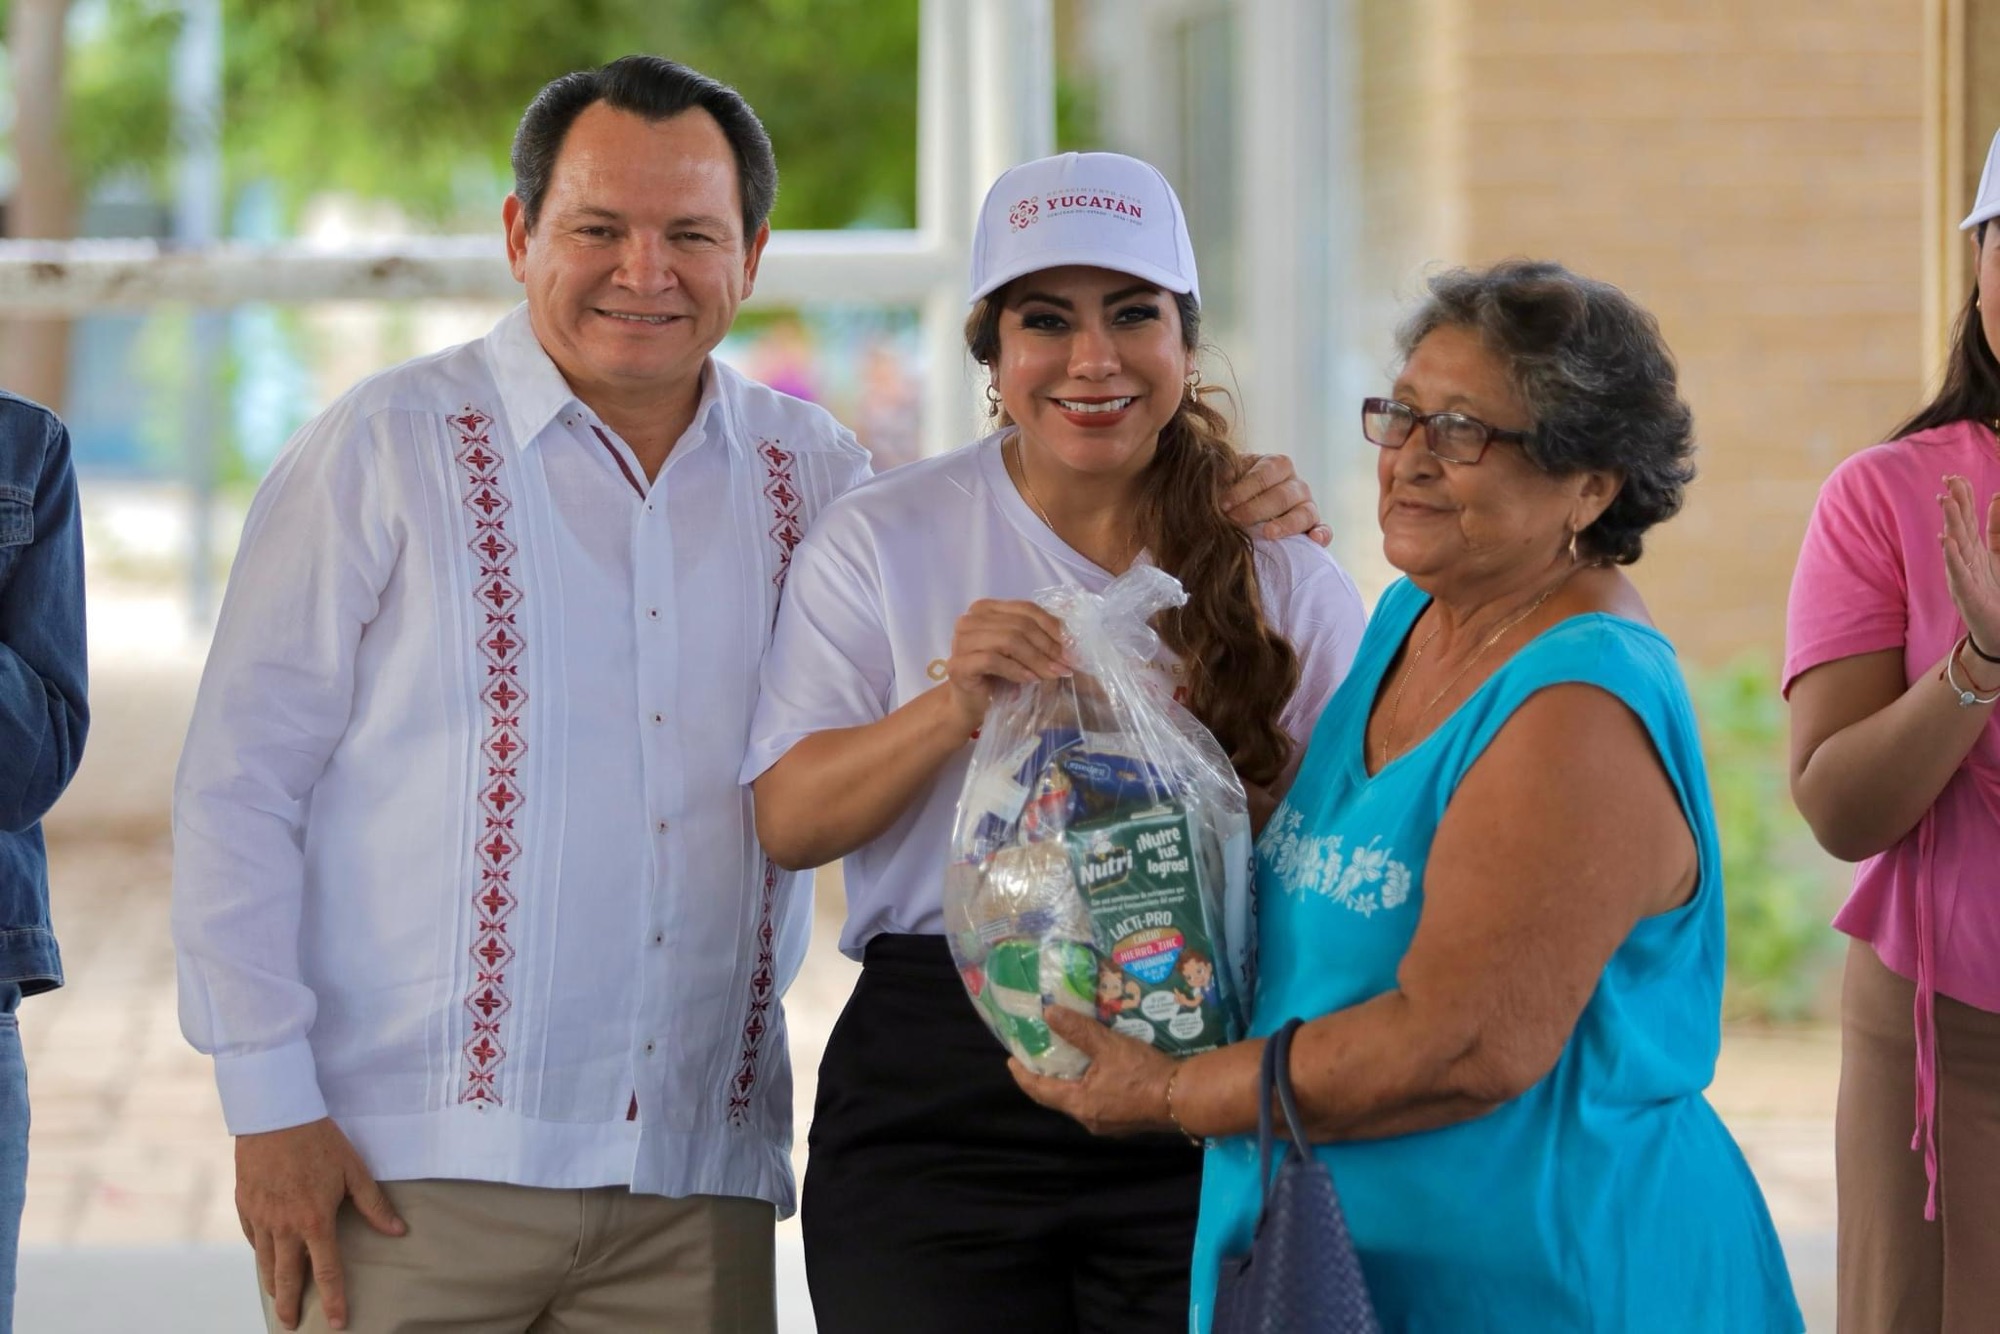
[1786,126,2000,1332]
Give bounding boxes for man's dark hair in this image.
[511,55,778,238]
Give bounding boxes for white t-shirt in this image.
[743,431,1369,959]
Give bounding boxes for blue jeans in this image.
[0,982,25,1334]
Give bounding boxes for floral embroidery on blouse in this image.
[1259,803,1415,917]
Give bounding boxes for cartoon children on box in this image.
[1174,950,1218,1011]
[1096,958,1142,1023]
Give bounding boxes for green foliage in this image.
[669,0,921,229]
[1054,65,1099,153]
[65,0,178,197]
[61,0,919,230]
[1691,655,1838,1022]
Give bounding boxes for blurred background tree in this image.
[0,0,921,409]
[47,0,922,231]
[3,0,79,408]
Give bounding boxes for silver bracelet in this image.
[1946,635,2000,708]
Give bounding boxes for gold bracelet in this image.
[1164,1063,1203,1146]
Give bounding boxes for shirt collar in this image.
[484,302,727,450]
[675,358,728,453]
[485,304,577,448]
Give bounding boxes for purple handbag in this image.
[1213,1018,1381,1334]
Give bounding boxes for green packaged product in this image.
[1065,802,1226,1058]
[964,936,1098,1077]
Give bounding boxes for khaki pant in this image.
[1837,940,2000,1333]
[258,1179,775,1334]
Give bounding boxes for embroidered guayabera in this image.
[451,405,526,1107]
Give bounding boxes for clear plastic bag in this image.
[944,565,1254,1078]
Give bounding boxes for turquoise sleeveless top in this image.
[1189,579,1802,1333]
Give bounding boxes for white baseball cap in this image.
[968,152,1200,305]
[1963,127,2000,230]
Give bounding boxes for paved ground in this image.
[15,559,1842,1330]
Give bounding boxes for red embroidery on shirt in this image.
[726,441,805,1127]
[727,858,783,1127]
[450,405,526,1107]
[757,439,804,591]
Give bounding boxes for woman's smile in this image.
[1051,394,1140,428]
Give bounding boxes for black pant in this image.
[803,934,1203,1334]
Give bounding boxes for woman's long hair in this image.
[965,290,1301,787]
[1892,223,2000,439]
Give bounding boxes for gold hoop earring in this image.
[1184,371,1202,403]
[1567,528,1580,564]
[984,382,1002,417]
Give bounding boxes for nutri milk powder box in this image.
[1065,802,1226,1058]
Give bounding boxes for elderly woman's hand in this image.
[1008,1007,1180,1137]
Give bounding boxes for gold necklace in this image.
[1011,436,1139,570]
[1375,575,1570,766]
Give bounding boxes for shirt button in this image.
[655,819,669,834]
[644,1041,656,1055]
[647,608,661,620]
[645,502,655,513]
[652,932,665,946]
[650,712,664,725]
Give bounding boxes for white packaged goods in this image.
[944,566,1254,1078]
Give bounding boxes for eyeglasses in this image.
[1360,397,1531,465]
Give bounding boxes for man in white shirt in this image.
[174,54,1328,1334]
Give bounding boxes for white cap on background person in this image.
[1962,126,2000,230]
[968,151,1200,305]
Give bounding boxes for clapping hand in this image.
[1940,475,2000,660]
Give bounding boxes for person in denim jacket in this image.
[0,390,88,1334]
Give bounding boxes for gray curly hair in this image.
[1395,259,1696,565]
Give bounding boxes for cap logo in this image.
[1008,198,1041,232]
[1037,189,1145,227]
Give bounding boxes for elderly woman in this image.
[1016,260,1804,1332]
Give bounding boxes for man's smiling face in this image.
[504,100,768,403]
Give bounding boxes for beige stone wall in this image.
[1355,0,1928,666]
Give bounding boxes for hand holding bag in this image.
[1213,1017,1381,1334]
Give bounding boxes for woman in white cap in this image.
[1785,127,2000,1328]
[743,152,1366,1331]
